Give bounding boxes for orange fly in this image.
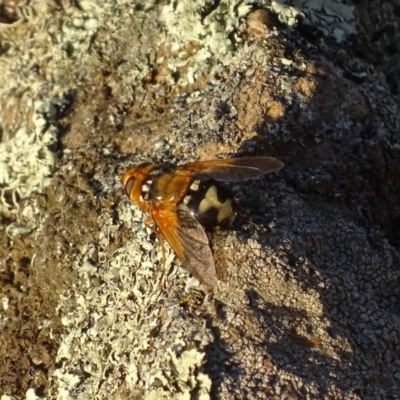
[119,157,284,286]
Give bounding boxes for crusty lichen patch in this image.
[0,99,61,216]
[49,197,214,399]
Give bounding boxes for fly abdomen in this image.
[183,179,236,230]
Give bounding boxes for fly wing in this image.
[177,157,284,182]
[150,203,218,286]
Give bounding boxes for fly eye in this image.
[124,177,135,197]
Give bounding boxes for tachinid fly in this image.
[119,157,284,286]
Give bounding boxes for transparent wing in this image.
[176,157,284,182]
[150,203,218,286]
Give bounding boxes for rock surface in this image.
[1,1,400,399]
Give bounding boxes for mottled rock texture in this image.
[1,1,400,399]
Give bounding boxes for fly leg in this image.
[144,217,168,287]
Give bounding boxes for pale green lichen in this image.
[0,98,63,216]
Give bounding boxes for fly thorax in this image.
[145,167,175,203]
